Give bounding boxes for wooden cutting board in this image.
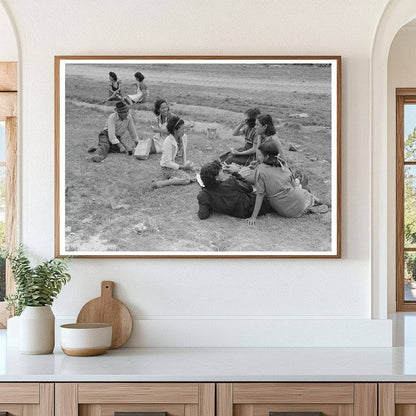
[76,281,133,349]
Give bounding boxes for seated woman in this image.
[124,71,149,106]
[150,99,172,154]
[197,160,271,220]
[151,99,195,154]
[246,141,328,226]
[152,116,195,189]
[229,113,285,185]
[254,114,284,158]
[104,71,122,103]
[224,107,260,166]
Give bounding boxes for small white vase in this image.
[19,306,55,354]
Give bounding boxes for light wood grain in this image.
[55,383,78,416]
[0,383,39,403]
[251,403,339,416]
[62,346,109,357]
[185,403,198,416]
[233,383,354,404]
[76,281,133,349]
[397,405,416,416]
[354,384,377,416]
[338,404,353,416]
[100,403,185,416]
[200,384,215,416]
[78,383,199,404]
[0,92,16,119]
[23,404,39,416]
[0,116,17,328]
[0,404,23,415]
[79,404,101,416]
[39,383,54,416]
[379,384,395,416]
[0,62,17,91]
[217,384,233,416]
[5,117,17,293]
[395,383,416,403]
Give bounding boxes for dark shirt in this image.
[197,173,270,219]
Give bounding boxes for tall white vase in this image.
[19,306,55,354]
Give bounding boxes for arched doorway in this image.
[371,0,416,318]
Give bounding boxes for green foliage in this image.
[0,222,5,246]
[404,128,416,248]
[405,254,416,282]
[0,245,71,315]
[405,126,416,161]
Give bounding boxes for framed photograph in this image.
[55,56,341,258]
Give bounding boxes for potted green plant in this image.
[1,245,71,354]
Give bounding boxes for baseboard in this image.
[56,317,392,347]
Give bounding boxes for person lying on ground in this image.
[246,140,328,226]
[197,160,271,220]
[152,116,196,189]
[222,107,260,166]
[88,101,139,162]
[104,71,122,103]
[124,71,149,106]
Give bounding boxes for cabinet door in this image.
[56,383,215,416]
[0,383,53,416]
[217,383,377,416]
[379,383,416,416]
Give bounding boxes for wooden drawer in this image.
[379,383,416,416]
[0,383,53,415]
[56,383,215,416]
[217,383,377,416]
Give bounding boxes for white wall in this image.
[387,25,416,312]
[0,3,16,61]
[0,0,393,346]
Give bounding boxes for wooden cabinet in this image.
[0,383,53,416]
[378,383,416,416]
[0,381,387,416]
[55,383,215,416]
[216,383,377,416]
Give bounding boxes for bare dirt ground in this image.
[63,63,333,253]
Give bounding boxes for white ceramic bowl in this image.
[60,323,112,356]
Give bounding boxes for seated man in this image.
[197,160,271,220]
[89,101,139,162]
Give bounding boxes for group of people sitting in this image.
[87,74,328,224]
[104,71,149,106]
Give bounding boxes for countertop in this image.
[2,329,416,382]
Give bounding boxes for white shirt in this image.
[160,134,188,170]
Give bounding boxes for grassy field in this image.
[63,63,333,253]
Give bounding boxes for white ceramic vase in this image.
[19,305,55,354]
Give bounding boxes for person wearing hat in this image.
[89,101,139,162]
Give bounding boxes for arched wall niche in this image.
[371,0,416,318]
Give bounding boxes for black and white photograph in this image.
[55,56,341,257]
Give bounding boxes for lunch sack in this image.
[134,138,152,160]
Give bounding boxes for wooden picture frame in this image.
[55,56,341,258]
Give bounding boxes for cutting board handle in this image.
[101,281,115,298]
